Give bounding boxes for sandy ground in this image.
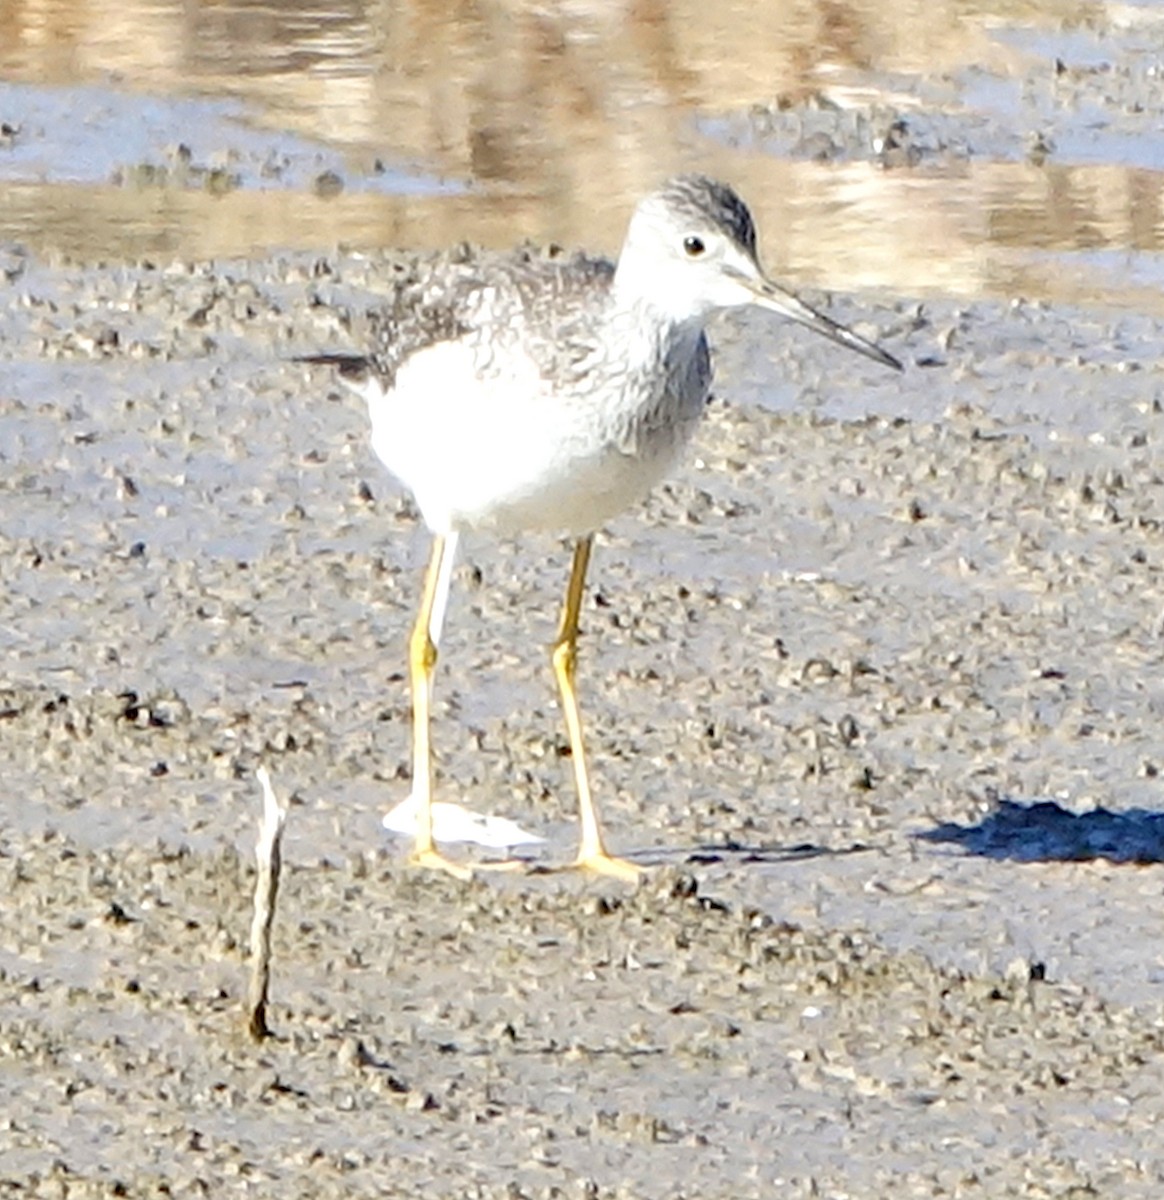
[1,236,1164,1199]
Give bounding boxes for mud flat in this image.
[1,241,1163,1197]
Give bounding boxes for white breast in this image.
[361,332,704,536]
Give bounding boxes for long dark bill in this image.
[746,276,902,372]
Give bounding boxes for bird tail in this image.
[293,353,373,381]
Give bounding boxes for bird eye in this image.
[683,235,705,258]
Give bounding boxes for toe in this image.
[574,851,643,883]
[410,848,474,881]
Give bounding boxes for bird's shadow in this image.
[643,840,873,868]
[917,795,1164,865]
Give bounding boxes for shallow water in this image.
[1,1,1164,306]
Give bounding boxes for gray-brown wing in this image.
[365,246,616,390]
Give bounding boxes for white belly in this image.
[361,338,703,536]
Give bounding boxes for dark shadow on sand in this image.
[667,841,874,867]
[919,797,1164,865]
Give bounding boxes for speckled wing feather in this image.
[299,246,617,393]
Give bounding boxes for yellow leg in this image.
[552,536,641,882]
[408,535,471,880]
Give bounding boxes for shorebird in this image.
[300,174,901,881]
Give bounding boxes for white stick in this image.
[247,766,289,1040]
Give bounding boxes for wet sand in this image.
[2,244,1164,1196]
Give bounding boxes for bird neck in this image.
[611,274,707,349]
[595,293,707,391]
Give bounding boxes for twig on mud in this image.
[247,766,288,1040]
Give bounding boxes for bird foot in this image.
[472,858,528,873]
[409,848,474,881]
[573,850,644,883]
